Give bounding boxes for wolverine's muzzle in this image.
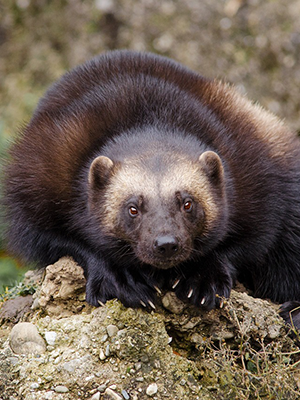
[153,235,179,259]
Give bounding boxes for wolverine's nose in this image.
[154,235,179,259]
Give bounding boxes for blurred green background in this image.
[0,0,300,291]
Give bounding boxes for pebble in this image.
[9,322,46,355]
[63,359,81,373]
[104,388,123,400]
[98,384,107,392]
[107,324,119,337]
[53,356,61,364]
[30,382,40,390]
[54,385,69,393]
[146,383,158,396]
[109,384,117,390]
[90,392,100,400]
[101,334,108,342]
[7,356,19,366]
[99,349,106,360]
[135,362,142,371]
[44,391,55,400]
[121,389,130,399]
[45,331,57,346]
[51,350,61,358]
[162,292,187,314]
[140,355,149,363]
[268,324,281,339]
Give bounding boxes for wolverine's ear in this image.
[198,151,224,184]
[88,156,114,189]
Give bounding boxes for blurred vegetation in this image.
[0,0,300,290]
[0,255,24,293]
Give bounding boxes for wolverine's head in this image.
[87,130,229,269]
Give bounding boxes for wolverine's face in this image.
[88,147,228,269]
[115,189,205,269]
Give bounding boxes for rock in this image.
[44,331,57,346]
[104,388,123,400]
[162,292,187,314]
[268,324,282,339]
[99,348,106,360]
[121,389,130,399]
[105,344,110,357]
[98,384,107,392]
[0,295,33,323]
[0,292,299,399]
[90,392,101,400]
[146,383,158,396]
[63,358,82,373]
[9,322,46,355]
[107,324,119,337]
[30,382,40,389]
[36,257,87,317]
[54,385,69,393]
[44,391,55,399]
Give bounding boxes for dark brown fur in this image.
[3,51,300,326]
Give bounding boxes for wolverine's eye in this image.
[183,199,193,213]
[128,206,139,217]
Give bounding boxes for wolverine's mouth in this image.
[134,241,192,269]
[138,252,191,270]
[150,259,180,270]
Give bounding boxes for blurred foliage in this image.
[0,0,300,288]
[0,268,37,301]
[0,254,26,294]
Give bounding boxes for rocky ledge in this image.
[0,257,300,399]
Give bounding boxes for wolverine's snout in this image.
[153,235,179,259]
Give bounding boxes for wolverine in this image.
[3,50,300,327]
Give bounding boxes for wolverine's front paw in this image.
[172,268,232,310]
[119,279,159,310]
[85,272,159,310]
